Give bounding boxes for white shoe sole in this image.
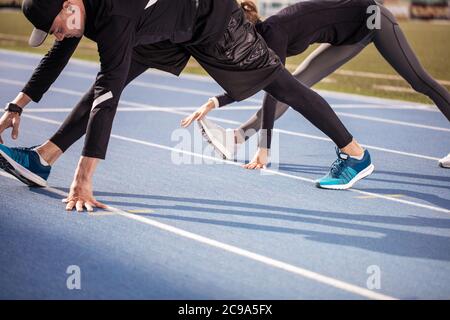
[438,162,450,169]
[198,119,235,160]
[0,149,47,187]
[438,154,450,168]
[317,164,375,190]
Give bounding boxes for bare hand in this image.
[0,111,21,144]
[243,148,269,170]
[62,178,108,212]
[181,100,215,128]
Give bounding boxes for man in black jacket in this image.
[0,0,281,212]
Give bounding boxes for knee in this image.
[270,91,295,107]
[410,82,428,94]
[408,73,436,95]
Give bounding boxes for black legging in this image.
[261,67,352,148]
[238,4,450,140]
[50,61,353,153]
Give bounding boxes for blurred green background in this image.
[0,2,449,104]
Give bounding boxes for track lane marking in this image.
[0,170,397,300]
[16,113,450,214]
[0,48,437,110]
[0,77,442,162]
[0,60,444,116]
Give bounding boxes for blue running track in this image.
[0,49,449,299]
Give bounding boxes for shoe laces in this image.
[330,147,349,176]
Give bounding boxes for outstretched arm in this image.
[180,92,237,128]
[64,16,134,212]
[0,38,80,143]
[23,37,82,102]
[180,98,216,127]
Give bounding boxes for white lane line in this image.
[0,59,434,112]
[25,105,439,113]
[22,107,262,113]
[0,48,437,110]
[283,66,450,87]
[0,171,395,300]
[21,107,194,113]
[0,33,97,50]
[0,49,100,68]
[0,59,435,111]
[22,107,195,113]
[0,77,442,161]
[275,129,441,161]
[0,61,264,104]
[0,78,189,116]
[132,80,261,104]
[0,60,439,112]
[20,113,450,214]
[329,104,435,111]
[349,70,450,86]
[336,112,450,133]
[373,84,415,93]
[109,207,396,300]
[28,104,436,113]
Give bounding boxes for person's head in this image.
[240,1,261,24]
[22,0,86,47]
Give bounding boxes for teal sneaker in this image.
[316,148,374,190]
[0,144,51,187]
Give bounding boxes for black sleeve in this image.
[82,16,135,159]
[215,93,235,107]
[263,25,287,65]
[21,37,81,102]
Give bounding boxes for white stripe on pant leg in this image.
[145,0,158,10]
[92,91,113,110]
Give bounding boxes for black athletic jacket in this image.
[22,0,235,159]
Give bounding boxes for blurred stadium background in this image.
[0,0,449,104]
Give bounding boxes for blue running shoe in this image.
[316,148,374,190]
[0,144,50,187]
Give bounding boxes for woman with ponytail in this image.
[183,0,450,169]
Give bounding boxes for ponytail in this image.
[240,1,261,24]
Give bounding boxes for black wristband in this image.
[4,103,23,116]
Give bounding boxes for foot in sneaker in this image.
[438,153,450,168]
[0,144,51,187]
[316,148,374,190]
[198,118,239,160]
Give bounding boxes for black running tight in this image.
[239,4,450,140]
[261,67,353,149]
